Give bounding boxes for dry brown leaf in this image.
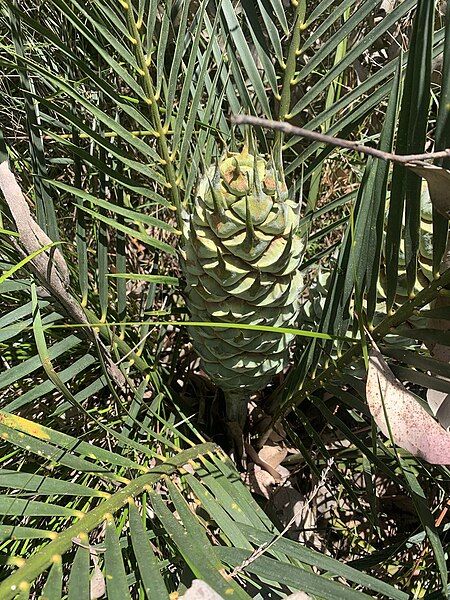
[431,341,450,364]
[367,342,450,463]
[380,0,397,12]
[271,485,306,532]
[244,442,281,481]
[258,443,288,470]
[182,462,196,475]
[408,164,450,219]
[180,580,224,599]
[71,536,106,598]
[90,557,105,599]
[243,463,276,498]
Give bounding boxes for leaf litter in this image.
[366,339,450,463]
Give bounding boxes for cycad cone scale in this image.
[181,147,304,425]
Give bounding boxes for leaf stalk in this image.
[124,2,183,228]
[274,1,307,169]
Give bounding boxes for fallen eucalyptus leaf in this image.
[258,443,288,470]
[380,0,397,13]
[90,556,105,599]
[271,484,307,536]
[245,442,282,482]
[243,463,276,499]
[367,341,450,463]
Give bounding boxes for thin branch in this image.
[232,115,450,165]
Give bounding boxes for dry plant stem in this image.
[232,115,450,165]
[229,458,334,577]
[0,443,216,600]
[0,160,127,389]
[0,161,87,330]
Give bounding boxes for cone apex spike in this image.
[244,194,258,250]
[208,175,226,217]
[253,152,263,196]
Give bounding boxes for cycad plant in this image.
[1,0,450,596]
[182,145,304,432]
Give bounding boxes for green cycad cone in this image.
[181,147,304,424]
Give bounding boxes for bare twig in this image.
[231,115,450,165]
[229,458,334,578]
